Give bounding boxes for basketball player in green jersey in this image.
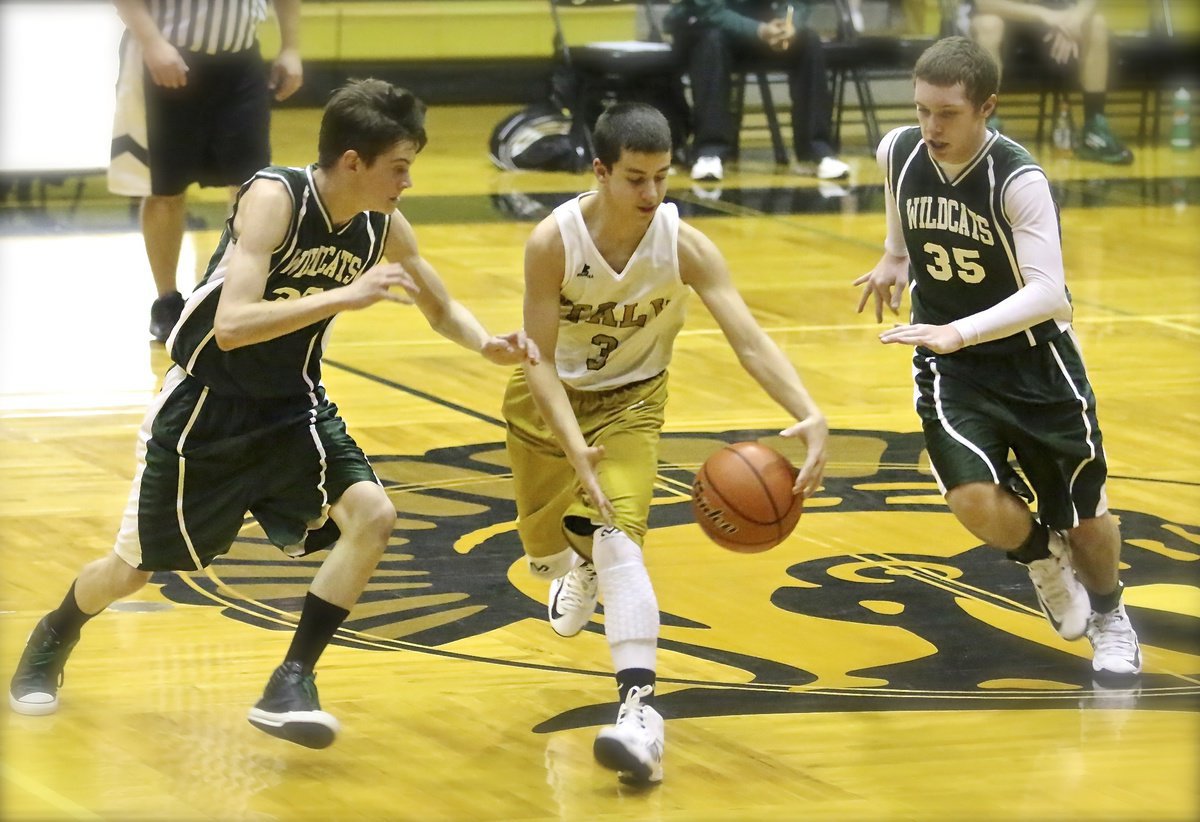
[504,103,827,784]
[854,36,1140,682]
[9,80,538,747]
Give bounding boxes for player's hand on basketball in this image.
[878,323,964,354]
[853,253,909,323]
[346,262,419,308]
[269,48,304,101]
[143,39,188,88]
[571,446,615,526]
[480,330,541,366]
[779,413,828,499]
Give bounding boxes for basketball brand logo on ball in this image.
[691,441,803,553]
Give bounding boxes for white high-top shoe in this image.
[1024,529,1089,640]
[547,561,598,637]
[593,685,664,785]
[1087,602,1142,679]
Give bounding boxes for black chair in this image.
[548,0,689,159]
[730,68,791,165]
[824,0,943,151]
[732,0,938,159]
[1112,0,1200,145]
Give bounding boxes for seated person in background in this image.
[963,0,1133,163]
[666,0,851,181]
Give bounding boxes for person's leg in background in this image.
[784,28,850,179]
[676,25,739,181]
[1074,8,1133,164]
[142,192,188,343]
[142,60,200,344]
[968,12,1008,131]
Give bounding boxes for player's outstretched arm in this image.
[520,219,614,524]
[214,180,418,351]
[680,224,827,497]
[383,213,538,366]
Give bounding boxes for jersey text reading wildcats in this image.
[886,127,1066,354]
[170,165,390,397]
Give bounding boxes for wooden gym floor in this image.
[1,104,1197,821]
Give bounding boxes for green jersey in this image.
[885,127,1066,356]
[169,165,391,398]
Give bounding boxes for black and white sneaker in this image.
[247,662,340,749]
[548,561,598,637]
[9,616,78,716]
[1022,530,1089,640]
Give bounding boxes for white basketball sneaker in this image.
[547,561,598,637]
[1023,529,1089,640]
[1087,602,1142,679]
[593,685,664,785]
[690,155,723,182]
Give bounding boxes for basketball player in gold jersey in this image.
[504,103,828,785]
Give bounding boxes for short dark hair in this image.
[592,103,672,168]
[317,79,428,168]
[913,36,1000,109]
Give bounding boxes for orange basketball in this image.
[691,441,802,553]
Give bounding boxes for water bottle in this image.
[1171,87,1192,150]
[1052,101,1075,153]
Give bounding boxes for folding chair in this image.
[547,0,688,159]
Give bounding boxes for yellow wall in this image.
[257,1,643,61]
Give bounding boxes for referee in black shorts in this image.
[109,0,303,343]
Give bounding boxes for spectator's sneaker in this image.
[1076,115,1134,165]
[690,155,723,182]
[1022,530,1089,640]
[548,561,598,637]
[1087,603,1142,680]
[9,616,78,716]
[247,662,340,748]
[149,291,185,344]
[593,685,664,785]
[816,156,851,180]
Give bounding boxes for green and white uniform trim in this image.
[169,164,390,398]
[886,126,1068,356]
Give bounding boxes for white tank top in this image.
[553,193,690,390]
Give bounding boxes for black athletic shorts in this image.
[144,45,270,196]
[913,331,1110,530]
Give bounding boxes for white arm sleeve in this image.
[950,171,1073,347]
[877,129,909,259]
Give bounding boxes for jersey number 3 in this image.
[587,334,618,370]
[923,242,985,283]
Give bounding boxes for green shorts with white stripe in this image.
[113,368,379,571]
[912,330,1109,530]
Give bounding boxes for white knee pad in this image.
[593,527,658,671]
[526,546,580,580]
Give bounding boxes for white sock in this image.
[527,546,579,580]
